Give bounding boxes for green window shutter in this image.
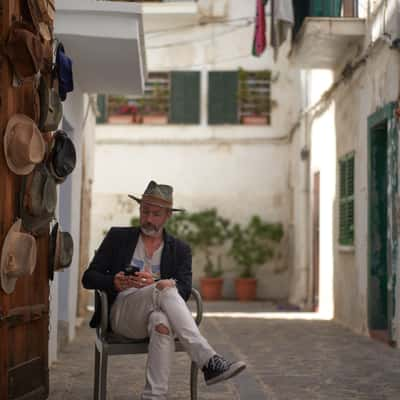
[310,0,342,17]
[96,94,108,124]
[339,152,355,245]
[208,71,238,125]
[170,71,200,124]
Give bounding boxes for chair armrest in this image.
[190,288,203,326]
[95,289,109,338]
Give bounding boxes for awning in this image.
[55,0,147,95]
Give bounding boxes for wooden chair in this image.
[93,288,203,400]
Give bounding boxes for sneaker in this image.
[202,354,246,386]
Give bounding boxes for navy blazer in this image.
[82,226,192,328]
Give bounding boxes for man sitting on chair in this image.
[82,180,246,400]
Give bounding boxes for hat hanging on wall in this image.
[5,22,44,83]
[19,164,57,236]
[27,0,54,41]
[0,219,37,294]
[38,76,63,132]
[54,42,74,101]
[48,222,74,281]
[47,130,76,183]
[3,114,46,175]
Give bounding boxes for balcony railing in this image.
[290,0,366,68]
[293,0,361,39]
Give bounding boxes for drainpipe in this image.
[303,71,312,311]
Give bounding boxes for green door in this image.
[368,103,397,344]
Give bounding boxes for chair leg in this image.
[190,361,199,400]
[94,346,100,400]
[99,351,108,400]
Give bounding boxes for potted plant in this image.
[229,216,283,301]
[185,209,230,301]
[200,254,224,301]
[108,95,135,124]
[238,69,271,125]
[141,83,169,125]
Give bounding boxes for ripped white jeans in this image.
[110,282,215,400]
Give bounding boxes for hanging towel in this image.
[271,0,294,60]
[252,0,269,57]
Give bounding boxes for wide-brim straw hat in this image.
[4,114,45,175]
[0,219,37,294]
[27,0,54,40]
[128,180,184,212]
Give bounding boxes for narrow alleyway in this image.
[49,301,400,400]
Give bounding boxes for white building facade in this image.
[91,0,302,299]
[290,0,400,345]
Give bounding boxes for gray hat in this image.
[19,164,57,236]
[38,76,63,132]
[48,222,73,280]
[128,180,184,212]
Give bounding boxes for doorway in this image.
[368,103,397,345]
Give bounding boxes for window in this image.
[97,71,200,125]
[339,152,355,245]
[208,70,271,125]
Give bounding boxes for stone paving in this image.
[49,301,400,400]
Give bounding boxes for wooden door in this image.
[0,2,51,399]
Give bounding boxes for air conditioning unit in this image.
[198,0,228,19]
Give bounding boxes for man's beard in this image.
[141,223,163,238]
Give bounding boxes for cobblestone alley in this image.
[49,301,400,400]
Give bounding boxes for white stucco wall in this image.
[333,43,400,337]
[56,88,96,344]
[309,70,335,319]
[90,0,301,300]
[288,69,336,316]
[298,0,400,340]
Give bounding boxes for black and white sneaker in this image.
[202,354,246,386]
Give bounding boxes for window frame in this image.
[338,151,355,246]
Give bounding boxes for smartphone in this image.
[124,265,140,276]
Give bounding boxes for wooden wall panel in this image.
[1,1,52,399]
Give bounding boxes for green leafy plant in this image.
[229,217,284,278]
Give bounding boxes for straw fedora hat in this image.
[0,219,37,294]
[128,180,184,212]
[4,114,45,175]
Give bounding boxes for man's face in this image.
[139,202,171,238]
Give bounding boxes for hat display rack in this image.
[0,1,75,294]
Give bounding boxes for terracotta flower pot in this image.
[235,278,257,301]
[108,114,133,124]
[200,277,223,301]
[241,115,268,125]
[142,114,168,125]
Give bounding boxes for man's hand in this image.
[132,271,154,288]
[113,271,135,291]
